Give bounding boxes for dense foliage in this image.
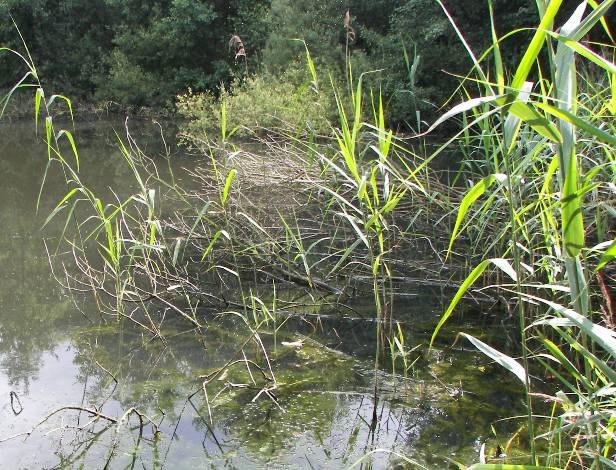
[0,0,552,124]
[0,0,270,106]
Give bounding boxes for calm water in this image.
[0,119,525,469]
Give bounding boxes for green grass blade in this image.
[201,230,230,261]
[338,211,369,249]
[500,99,562,143]
[488,0,505,95]
[34,87,44,134]
[588,0,615,42]
[534,102,616,146]
[292,39,318,92]
[435,0,489,86]
[432,258,525,345]
[56,129,79,172]
[460,333,526,385]
[0,70,34,118]
[596,239,616,271]
[221,168,236,206]
[448,174,507,256]
[431,259,489,346]
[490,258,518,281]
[549,33,616,74]
[42,187,82,229]
[563,329,616,384]
[48,94,74,123]
[504,82,533,152]
[552,4,587,257]
[523,294,616,359]
[327,238,362,277]
[539,336,587,386]
[561,151,584,256]
[428,95,500,134]
[45,116,53,161]
[511,0,562,91]
[571,0,615,40]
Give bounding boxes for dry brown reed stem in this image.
[597,271,615,328]
[344,9,355,92]
[169,137,458,306]
[229,35,246,61]
[229,34,247,74]
[344,10,355,43]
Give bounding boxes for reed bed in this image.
[2,0,615,467]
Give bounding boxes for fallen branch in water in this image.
[0,405,158,443]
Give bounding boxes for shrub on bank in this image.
[177,69,335,141]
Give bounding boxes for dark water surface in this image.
[0,119,525,469]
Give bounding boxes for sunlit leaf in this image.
[522,294,616,359]
[460,333,527,385]
[222,168,237,205]
[511,0,562,91]
[596,239,616,271]
[448,174,507,256]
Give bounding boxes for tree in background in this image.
[97,0,270,106]
[1,0,610,125]
[257,0,538,127]
[0,0,270,107]
[0,0,114,97]
[372,0,536,127]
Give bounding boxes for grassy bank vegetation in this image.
[1,0,615,468]
[176,65,336,138]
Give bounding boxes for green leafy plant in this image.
[430,0,616,466]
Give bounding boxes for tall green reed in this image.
[429,0,616,466]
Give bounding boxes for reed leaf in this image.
[460,333,527,385]
[561,153,584,257]
[549,33,616,75]
[431,258,517,345]
[34,87,43,133]
[570,0,615,40]
[504,82,533,152]
[337,211,369,249]
[499,99,562,143]
[522,294,616,358]
[488,0,504,95]
[511,0,562,91]
[435,0,488,86]
[221,168,236,206]
[559,328,616,384]
[201,230,230,261]
[56,129,79,172]
[427,95,500,134]
[298,41,318,92]
[534,102,616,146]
[588,0,615,42]
[448,174,507,256]
[596,239,616,271]
[47,94,73,122]
[539,336,587,387]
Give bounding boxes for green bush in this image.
[94,50,161,107]
[177,68,335,140]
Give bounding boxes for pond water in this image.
[0,119,526,469]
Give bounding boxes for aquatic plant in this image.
[3,0,615,466]
[429,0,616,466]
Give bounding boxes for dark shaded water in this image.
[0,119,525,469]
